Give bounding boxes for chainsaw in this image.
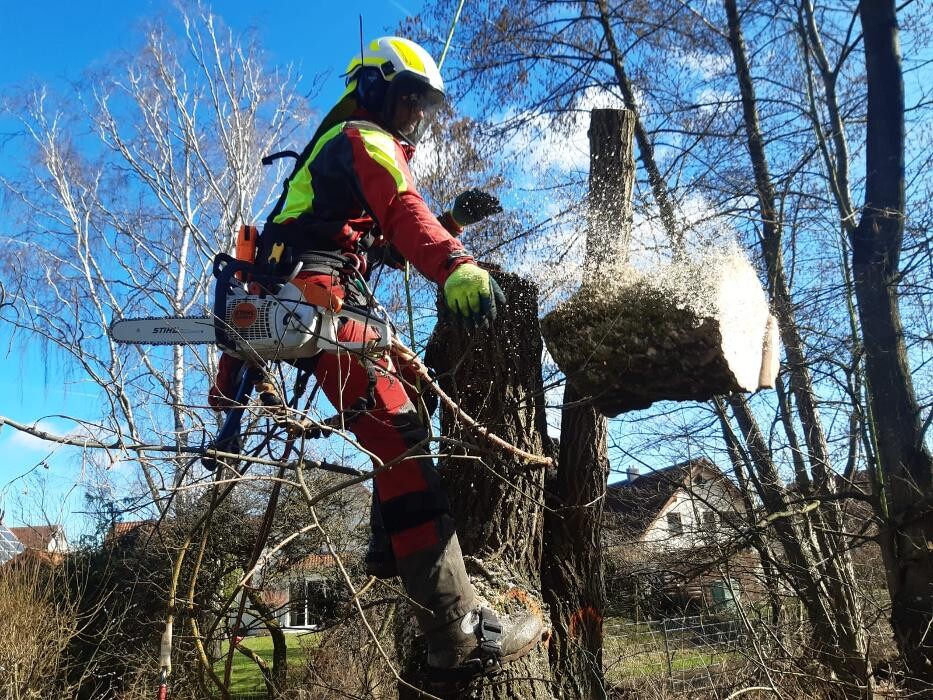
[110,253,394,470]
[110,253,392,358]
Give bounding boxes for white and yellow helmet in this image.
[345,36,445,144]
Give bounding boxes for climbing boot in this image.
[255,380,284,411]
[425,605,547,683]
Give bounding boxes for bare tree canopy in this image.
[2,0,933,698]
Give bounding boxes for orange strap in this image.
[291,274,345,312]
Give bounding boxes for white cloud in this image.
[675,49,732,81]
[501,87,629,176]
[3,419,66,454]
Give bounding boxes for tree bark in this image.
[539,108,628,699]
[584,108,634,270]
[542,382,609,699]
[854,1,933,688]
[728,394,873,695]
[244,588,288,697]
[419,271,553,699]
[714,397,784,625]
[723,1,872,693]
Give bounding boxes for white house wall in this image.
[641,471,745,550]
[49,530,69,554]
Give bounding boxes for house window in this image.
[695,474,706,485]
[703,510,717,529]
[666,512,683,536]
[289,581,307,627]
[289,578,338,628]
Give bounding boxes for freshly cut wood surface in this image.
[541,250,779,417]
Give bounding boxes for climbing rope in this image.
[402,0,468,415]
[438,0,467,71]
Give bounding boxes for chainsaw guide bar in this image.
[109,316,216,346]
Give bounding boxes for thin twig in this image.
[392,339,554,468]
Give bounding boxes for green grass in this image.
[214,632,318,694]
[604,645,736,683]
[602,618,739,684]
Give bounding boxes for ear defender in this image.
[355,67,389,114]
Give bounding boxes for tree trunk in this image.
[244,588,288,697]
[539,108,628,699]
[727,395,870,687]
[542,382,609,699]
[854,2,933,688]
[714,397,784,625]
[417,271,553,699]
[723,1,872,693]
[584,108,634,270]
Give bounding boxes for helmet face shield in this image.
[384,72,445,145]
[393,88,444,144]
[343,37,446,145]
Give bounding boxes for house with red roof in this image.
[9,524,69,562]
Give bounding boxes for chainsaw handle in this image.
[212,253,284,289]
[212,254,239,351]
[212,252,234,279]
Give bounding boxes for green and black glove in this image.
[450,189,503,227]
[443,263,506,329]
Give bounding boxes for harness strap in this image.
[425,608,504,683]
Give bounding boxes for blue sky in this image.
[0,2,423,91]
[0,0,426,532]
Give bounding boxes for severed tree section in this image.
[542,250,779,417]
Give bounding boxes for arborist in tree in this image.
[209,36,544,682]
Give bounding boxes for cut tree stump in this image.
[541,249,780,417]
[394,271,554,700]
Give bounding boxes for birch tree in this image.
[0,5,309,512]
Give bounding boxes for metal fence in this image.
[604,614,772,697]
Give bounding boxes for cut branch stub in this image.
[541,249,779,416]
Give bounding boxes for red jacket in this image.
[266,115,472,285]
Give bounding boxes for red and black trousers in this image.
[212,271,474,631]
